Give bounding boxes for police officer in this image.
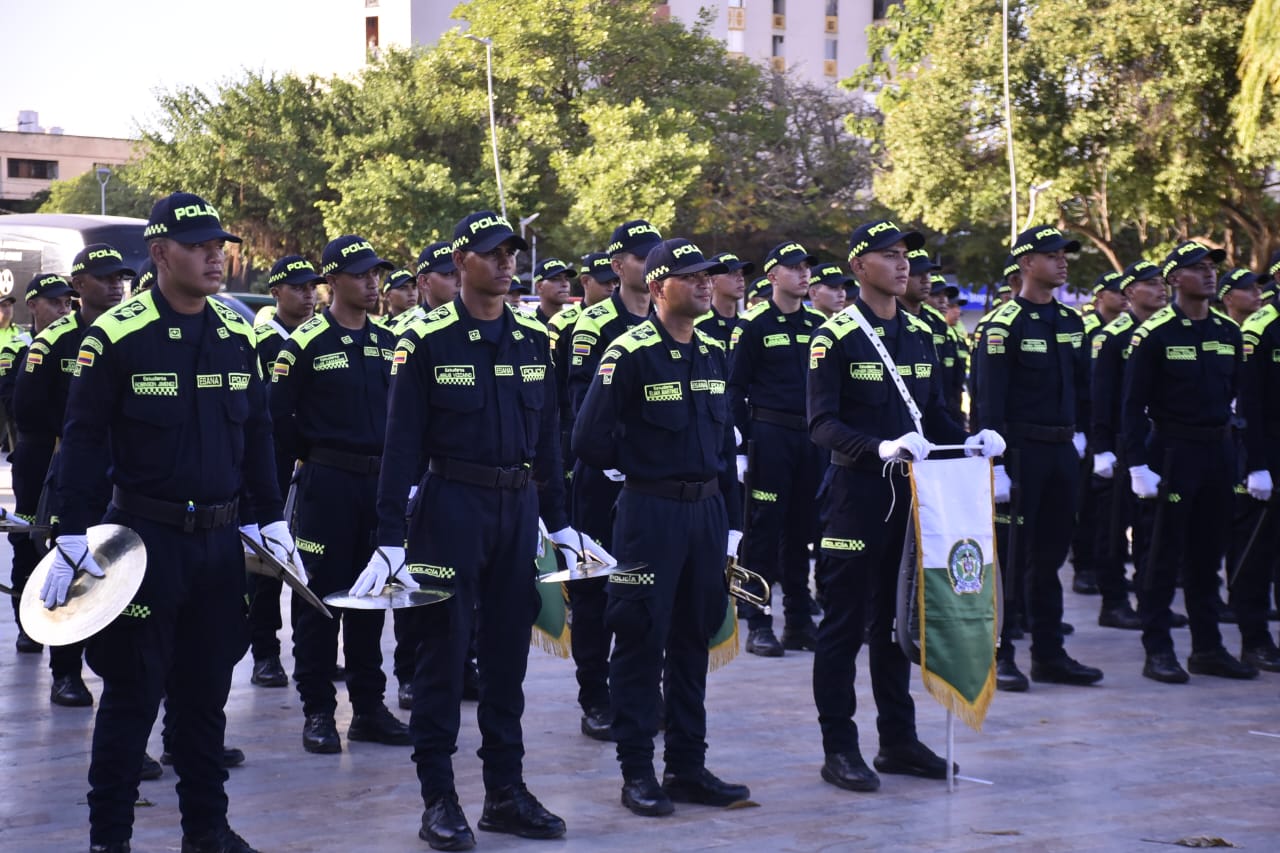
[1089,261,1166,631]
[563,219,664,740]
[808,220,993,792]
[730,240,824,655]
[5,273,72,653]
[43,191,297,853]
[574,237,748,817]
[243,255,322,689]
[355,211,572,848]
[900,252,962,424]
[745,276,772,310]
[532,257,575,326]
[974,226,1102,692]
[13,249,129,704]
[808,263,851,319]
[506,276,531,309]
[1070,271,1130,597]
[697,252,754,347]
[382,268,418,324]
[1218,268,1263,328]
[271,234,410,753]
[1122,241,1257,683]
[418,241,461,311]
[1236,269,1280,670]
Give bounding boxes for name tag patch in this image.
[131,373,179,396]
[435,365,476,386]
[313,352,349,371]
[644,382,682,402]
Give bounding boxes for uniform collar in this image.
[648,315,704,361]
[451,294,515,343]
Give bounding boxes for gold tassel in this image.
[708,614,740,673]
[529,625,572,658]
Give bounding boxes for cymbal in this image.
[538,561,649,584]
[19,524,146,646]
[240,532,333,619]
[323,582,453,610]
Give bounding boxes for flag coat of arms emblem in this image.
[909,456,999,731]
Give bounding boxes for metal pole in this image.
[1001,0,1017,244]
[96,167,111,215]
[466,35,507,221]
[946,710,955,793]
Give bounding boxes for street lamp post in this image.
[1022,180,1055,230]
[520,213,540,274]
[95,167,111,215]
[464,33,507,221]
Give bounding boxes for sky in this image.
[2,0,355,139]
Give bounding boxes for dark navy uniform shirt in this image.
[1088,311,1138,457]
[695,306,741,350]
[269,308,392,463]
[728,299,825,435]
[56,288,283,534]
[1121,304,1241,468]
[0,331,31,422]
[972,296,1089,437]
[1240,303,1280,475]
[547,302,584,436]
[572,317,742,523]
[376,298,567,545]
[14,312,87,438]
[807,302,966,464]
[567,291,649,417]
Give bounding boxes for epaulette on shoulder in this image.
[580,298,617,325]
[611,321,662,354]
[739,301,771,324]
[1137,306,1176,336]
[1082,312,1102,334]
[1058,301,1083,318]
[289,313,330,350]
[1102,312,1135,337]
[922,303,947,325]
[903,311,933,336]
[695,328,725,351]
[34,313,79,347]
[412,302,460,339]
[988,299,1022,327]
[94,291,159,344]
[549,303,582,332]
[1210,306,1237,327]
[694,310,714,326]
[512,305,549,337]
[805,307,827,323]
[209,297,254,343]
[253,322,281,344]
[1241,303,1277,338]
[821,310,859,340]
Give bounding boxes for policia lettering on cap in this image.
[45,191,299,852]
[807,219,988,793]
[360,210,575,848]
[574,237,750,817]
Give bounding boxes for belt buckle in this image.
[183,500,196,534]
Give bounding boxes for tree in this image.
[38,165,153,219]
[1234,0,1280,156]
[853,0,1279,286]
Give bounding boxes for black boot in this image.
[419,791,475,851]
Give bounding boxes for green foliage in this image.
[853,0,1280,285]
[1234,0,1280,155]
[38,165,153,218]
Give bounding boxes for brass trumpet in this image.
[726,557,771,615]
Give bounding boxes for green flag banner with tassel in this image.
[909,456,998,731]
[532,534,571,658]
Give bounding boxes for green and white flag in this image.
[909,456,998,731]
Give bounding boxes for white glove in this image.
[733,426,743,448]
[351,545,413,597]
[1246,470,1273,502]
[727,529,743,558]
[259,520,306,577]
[407,485,418,502]
[40,534,105,609]
[992,465,1012,503]
[548,526,582,576]
[1093,451,1117,479]
[1129,464,1161,499]
[603,468,626,482]
[1072,432,1087,459]
[239,523,260,555]
[878,431,933,462]
[736,455,748,482]
[964,429,1007,459]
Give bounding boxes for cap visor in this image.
[670,260,729,278]
[1041,236,1081,254]
[280,273,325,286]
[470,233,529,253]
[35,285,76,300]
[344,257,396,275]
[1208,248,1227,264]
[587,269,619,284]
[85,262,137,278]
[177,227,243,245]
[620,238,663,259]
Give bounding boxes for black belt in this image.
[308,446,381,475]
[750,406,807,431]
[624,477,718,501]
[1007,423,1075,443]
[1153,422,1230,442]
[112,487,239,533]
[428,457,531,489]
[16,431,57,445]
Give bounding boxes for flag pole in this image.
[946,710,956,793]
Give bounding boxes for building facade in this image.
[0,126,136,205]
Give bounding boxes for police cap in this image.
[1120,259,1161,288]
[1092,270,1124,295]
[321,235,395,276]
[644,238,727,286]
[509,276,531,295]
[709,252,756,277]
[1217,268,1259,301]
[133,259,156,292]
[144,191,241,244]
[26,273,74,302]
[1011,225,1080,258]
[1266,249,1280,280]
[416,241,456,275]
[382,268,415,294]
[929,272,950,295]
[581,252,618,284]
[607,219,663,258]
[268,255,324,287]
[809,263,854,288]
[848,219,925,260]
[452,211,528,255]
[746,276,773,301]
[533,258,577,284]
[1161,241,1226,278]
[907,248,940,276]
[1001,254,1020,280]
[762,241,819,274]
[71,243,135,279]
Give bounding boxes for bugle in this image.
[725,557,771,614]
